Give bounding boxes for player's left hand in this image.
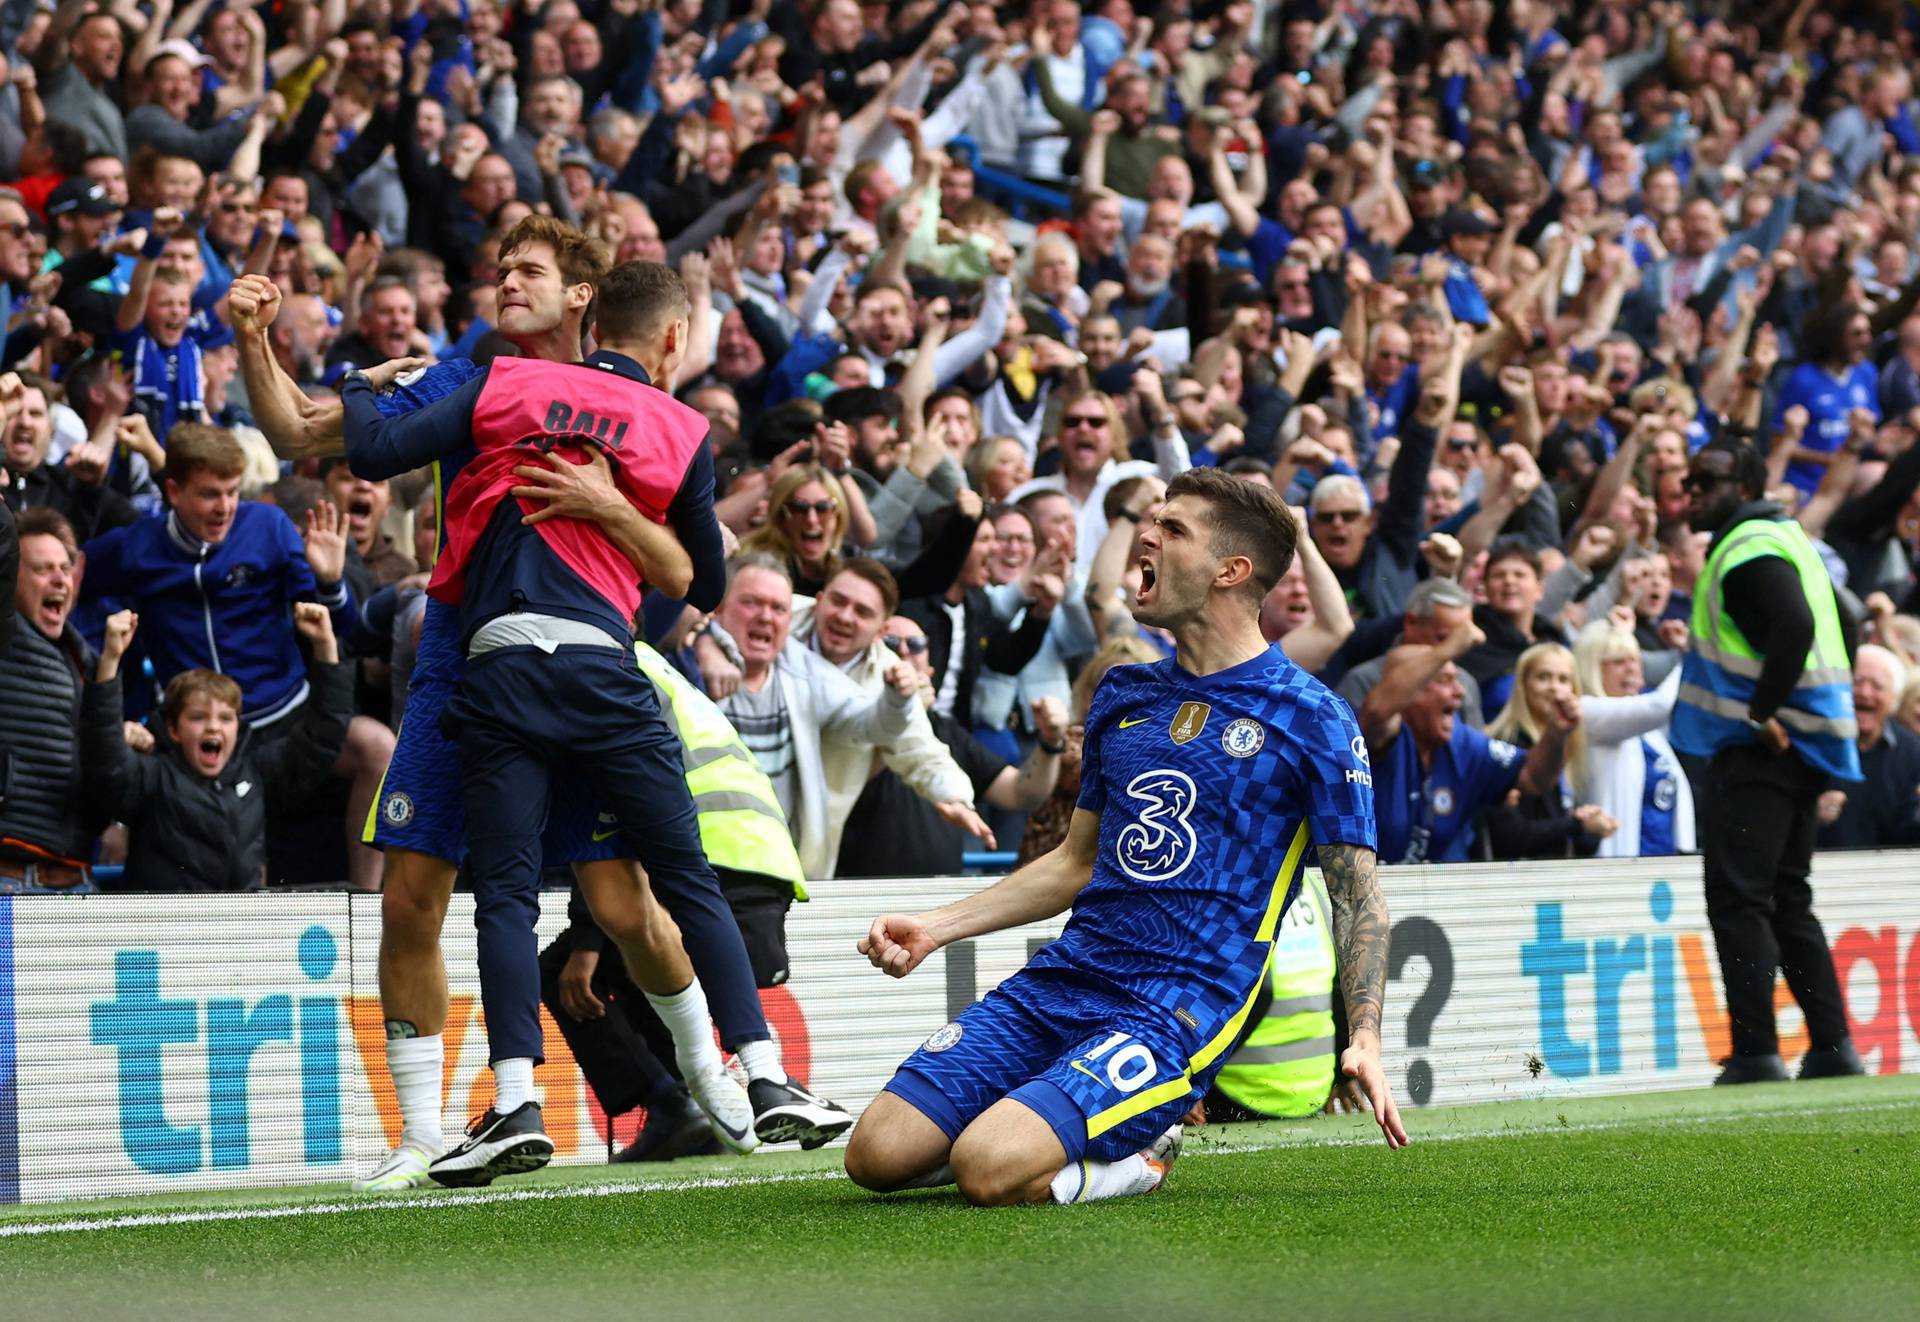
[934,800,996,849]
[514,448,622,526]
[1340,1032,1409,1148]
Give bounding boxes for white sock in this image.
[735,1037,787,1085]
[1049,1154,1161,1205]
[492,1057,535,1112]
[387,1034,444,1151]
[645,981,725,1080]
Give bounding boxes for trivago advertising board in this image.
[0,854,1914,1204]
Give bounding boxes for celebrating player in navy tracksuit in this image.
[846,469,1407,1206]
[234,244,849,1194]
[338,256,846,1184]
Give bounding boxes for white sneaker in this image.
[1139,1122,1184,1193]
[687,1066,760,1154]
[352,1142,437,1194]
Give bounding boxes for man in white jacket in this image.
[704,553,987,879]
[791,558,997,856]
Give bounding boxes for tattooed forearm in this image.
[1318,843,1390,1039]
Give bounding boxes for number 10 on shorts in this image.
[1072,1032,1160,1094]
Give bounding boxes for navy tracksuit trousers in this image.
[443,643,769,1065]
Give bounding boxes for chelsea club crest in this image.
[1221,718,1265,758]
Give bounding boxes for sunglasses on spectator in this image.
[219,201,257,214]
[784,498,837,517]
[1682,472,1730,494]
[883,635,930,656]
[0,221,27,238]
[1313,508,1366,525]
[1063,414,1108,429]
[1445,438,1479,451]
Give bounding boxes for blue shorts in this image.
[365,602,626,867]
[884,969,1202,1164]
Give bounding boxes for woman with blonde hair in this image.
[739,463,984,599]
[1015,636,1163,864]
[1483,642,1618,860]
[966,435,1033,502]
[738,463,854,595]
[1571,617,1694,858]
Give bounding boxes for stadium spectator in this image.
[1481,643,1617,861]
[1461,540,1571,714]
[699,552,919,879]
[789,557,997,854]
[1,370,138,541]
[83,604,350,891]
[1818,645,1920,849]
[0,507,96,890]
[76,425,392,888]
[1571,620,1696,860]
[838,613,1068,878]
[1361,616,1580,865]
[1334,578,1486,729]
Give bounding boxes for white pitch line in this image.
[2,1095,1913,1240]
[0,1169,842,1239]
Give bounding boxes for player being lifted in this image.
[228,225,846,1193]
[846,468,1406,1206]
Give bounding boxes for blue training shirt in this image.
[1012,646,1375,1057]
[1373,720,1525,863]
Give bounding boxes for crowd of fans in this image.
[6,0,1920,896]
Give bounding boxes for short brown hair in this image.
[827,556,900,618]
[1164,466,1297,598]
[498,214,611,322]
[16,506,77,556]
[161,668,244,728]
[165,423,248,485]
[594,259,690,344]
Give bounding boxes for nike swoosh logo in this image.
[1118,716,1150,729]
[1070,1059,1103,1082]
[591,828,620,842]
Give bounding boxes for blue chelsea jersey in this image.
[1016,646,1375,1046]
[369,359,485,684]
[1373,720,1526,864]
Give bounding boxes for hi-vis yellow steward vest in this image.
[1212,869,1337,1117]
[1671,514,1861,783]
[633,644,809,898]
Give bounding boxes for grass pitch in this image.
[7,1077,1917,1322]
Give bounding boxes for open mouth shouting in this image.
[1134,552,1158,609]
[35,586,69,634]
[191,731,229,775]
[346,492,376,537]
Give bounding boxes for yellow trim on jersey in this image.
[1084,822,1313,1140]
[1253,822,1311,944]
[430,459,445,564]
